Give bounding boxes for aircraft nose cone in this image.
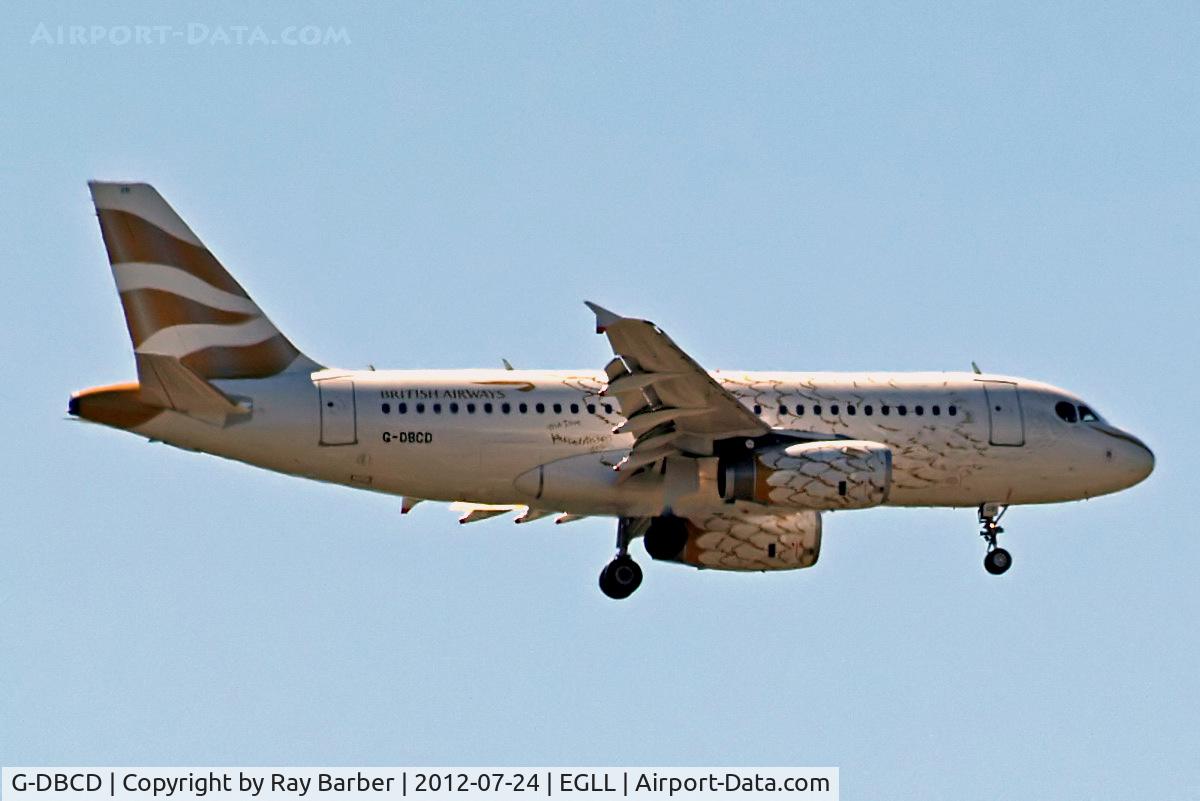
[1095,425,1154,493]
[1128,436,1155,484]
[1108,429,1154,487]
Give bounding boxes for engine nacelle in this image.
[642,511,821,571]
[719,440,892,510]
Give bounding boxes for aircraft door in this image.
[980,380,1025,446]
[318,377,357,445]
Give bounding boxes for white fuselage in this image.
[130,368,1154,517]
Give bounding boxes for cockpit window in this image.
[1055,401,1078,423]
[1077,404,1099,422]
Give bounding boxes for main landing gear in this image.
[599,518,643,600]
[979,503,1012,575]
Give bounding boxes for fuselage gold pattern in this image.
[70,182,1155,599]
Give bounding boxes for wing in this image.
[586,301,767,473]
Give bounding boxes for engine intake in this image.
[719,440,892,510]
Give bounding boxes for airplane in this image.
[69,182,1155,599]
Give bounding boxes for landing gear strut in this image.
[979,503,1012,575]
[599,518,643,599]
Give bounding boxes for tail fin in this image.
[89,181,321,380]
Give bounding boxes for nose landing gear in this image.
[983,546,1012,575]
[599,518,644,599]
[979,503,1012,575]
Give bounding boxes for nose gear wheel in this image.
[978,503,1012,575]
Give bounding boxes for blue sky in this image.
[1,2,1197,798]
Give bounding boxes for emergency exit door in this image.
[980,380,1025,447]
[318,377,357,445]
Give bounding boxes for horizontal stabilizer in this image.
[135,353,250,426]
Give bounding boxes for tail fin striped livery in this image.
[89,181,320,380]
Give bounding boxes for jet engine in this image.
[641,510,821,571]
[718,440,892,510]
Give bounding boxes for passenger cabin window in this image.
[416,403,425,414]
[484,402,493,414]
[847,405,856,415]
[948,405,957,416]
[501,403,511,414]
[536,402,545,414]
[553,403,562,413]
[1078,404,1099,422]
[780,404,789,415]
[898,405,907,416]
[381,403,390,414]
[398,402,408,414]
[570,403,579,414]
[1055,401,1078,423]
[587,404,596,414]
[432,403,442,414]
[830,404,839,415]
[519,402,528,414]
[449,402,459,414]
[915,405,924,416]
[753,404,762,415]
[932,405,940,416]
[864,405,873,416]
[467,403,476,414]
[813,405,822,415]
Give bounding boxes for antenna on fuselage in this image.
[501,358,515,371]
[971,361,983,375]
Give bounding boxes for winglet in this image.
[584,301,622,334]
